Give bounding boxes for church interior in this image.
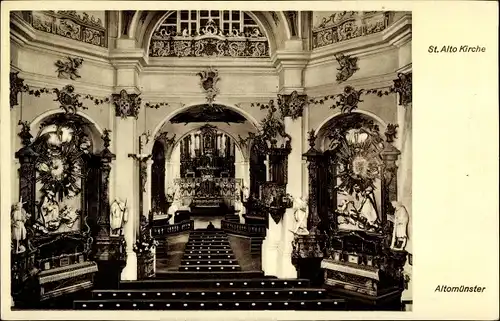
[8,9,413,311]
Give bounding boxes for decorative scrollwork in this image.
[55,11,103,28]
[26,11,107,48]
[53,85,85,113]
[337,86,364,113]
[55,56,84,80]
[313,12,392,49]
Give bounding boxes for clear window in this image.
[156,10,265,37]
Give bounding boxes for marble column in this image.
[261,218,281,276]
[110,41,143,280]
[393,68,412,302]
[277,115,303,278]
[271,46,308,278]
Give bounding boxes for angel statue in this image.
[389,201,409,251]
[291,196,309,235]
[167,189,182,219]
[11,199,30,253]
[234,193,245,223]
[110,199,128,236]
[241,185,250,202]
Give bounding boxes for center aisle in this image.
[74,229,346,310]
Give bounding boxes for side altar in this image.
[293,117,409,310]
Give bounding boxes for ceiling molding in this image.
[308,14,412,67]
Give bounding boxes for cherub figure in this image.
[55,57,84,80]
[335,53,359,83]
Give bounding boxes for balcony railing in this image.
[221,220,266,237]
[152,220,194,237]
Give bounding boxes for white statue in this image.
[292,196,309,235]
[167,191,181,217]
[110,199,128,235]
[234,194,244,223]
[390,201,409,251]
[11,199,29,253]
[358,187,378,225]
[241,185,250,202]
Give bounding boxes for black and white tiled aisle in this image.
[74,229,346,310]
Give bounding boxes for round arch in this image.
[146,101,260,155]
[314,110,388,151]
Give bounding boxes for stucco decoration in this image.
[55,57,84,80]
[312,11,392,49]
[335,53,359,83]
[23,11,107,47]
[197,67,220,106]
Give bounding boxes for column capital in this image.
[393,71,412,107]
[112,89,142,119]
[279,91,307,120]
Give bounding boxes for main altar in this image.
[174,124,241,214]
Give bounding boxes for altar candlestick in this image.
[189,134,195,157]
[221,135,226,157]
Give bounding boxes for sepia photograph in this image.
[5,7,413,312]
[2,1,498,320]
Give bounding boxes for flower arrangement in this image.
[132,238,158,255]
[133,216,159,255]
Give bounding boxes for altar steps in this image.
[178,228,241,272]
[73,228,347,310]
[73,298,344,310]
[117,277,305,289]
[152,271,266,280]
